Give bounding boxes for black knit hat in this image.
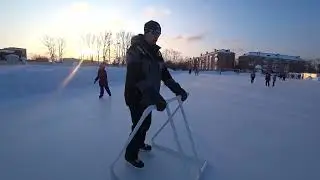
[144,20,161,36]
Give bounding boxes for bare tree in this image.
[81,35,88,60]
[116,31,133,65]
[161,49,171,61]
[107,32,113,63]
[79,38,85,60]
[95,34,102,63]
[119,31,133,65]
[168,49,181,62]
[101,31,112,64]
[172,50,179,62]
[57,38,66,62]
[114,33,121,65]
[123,32,133,64]
[125,32,133,50]
[101,33,107,63]
[82,33,96,61]
[117,31,126,65]
[161,49,182,62]
[169,49,175,61]
[42,35,56,62]
[90,34,96,61]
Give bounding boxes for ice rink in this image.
[1,64,319,180]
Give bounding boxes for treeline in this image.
[160,49,191,70]
[34,31,192,70]
[40,30,133,64]
[41,36,66,62]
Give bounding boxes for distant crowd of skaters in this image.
[188,67,308,88]
[189,68,200,76]
[250,71,307,87]
[250,72,278,87]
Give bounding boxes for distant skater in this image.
[250,71,256,83]
[265,72,271,87]
[193,62,199,76]
[272,74,277,87]
[94,63,111,98]
[194,68,199,76]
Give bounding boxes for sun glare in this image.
[79,48,95,57]
[70,2,90,13]
[38,2,141,58]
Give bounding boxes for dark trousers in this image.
[125,105,152,160]
[272,80,276,87]
[99,85,111,97]
[251,77,255,83]
[265,80,270,87]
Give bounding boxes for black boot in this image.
[99,95,103,99]
[140,144,152,152]
[125,156,144,168]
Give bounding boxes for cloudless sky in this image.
[0,0,319,59]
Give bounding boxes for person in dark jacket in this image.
[124,20,188,168]
[265,72,271,87]
[272,74,277,87]
[94,63,111,98]
[250,71,256,83]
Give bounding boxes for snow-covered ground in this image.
[0,65,319,180]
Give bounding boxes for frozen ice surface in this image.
[0,65,319,180]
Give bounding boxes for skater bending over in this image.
[94,63,111,98]
[124,20,188,168]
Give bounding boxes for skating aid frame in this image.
[110,95,207,180]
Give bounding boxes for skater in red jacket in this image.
[94,63,111,98]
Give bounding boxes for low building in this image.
[0,50,12,61]
[238,52,306,73]
[0,47,27,64]
[192,49,235,70]
[214,49,236,70]
[0,47,27,59]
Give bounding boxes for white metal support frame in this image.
[110,95,207,180]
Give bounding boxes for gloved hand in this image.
[141,87,167,111]
[164,79,188,102]
[176,88,188,102]
[155,94,167,111]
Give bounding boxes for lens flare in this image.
[58,59,84,91]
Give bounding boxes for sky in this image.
[0,0,319,59]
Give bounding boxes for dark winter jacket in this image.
[273,75,277,81]
[124,34,183,107]
[95,68,108,86]
[251,73,255,78]
[265,73,271,81]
